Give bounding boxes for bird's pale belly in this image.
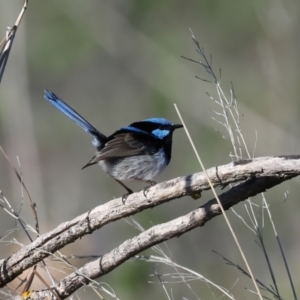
[99,148,168,181]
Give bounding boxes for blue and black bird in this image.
[44,89,183,197]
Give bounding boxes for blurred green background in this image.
[0,0,300,299]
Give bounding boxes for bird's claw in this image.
[143,186,150,198]
[143,181,156,198]
[122,190,133,204]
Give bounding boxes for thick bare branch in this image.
[2,155,300,295]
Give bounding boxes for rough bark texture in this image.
[2,155,300,299]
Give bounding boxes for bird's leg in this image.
[112,178,133,204]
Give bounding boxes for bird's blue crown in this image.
[143,118,172,125]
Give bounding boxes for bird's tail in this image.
[44,89,106,148]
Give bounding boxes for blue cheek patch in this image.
[152,129,169,139]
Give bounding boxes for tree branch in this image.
[2,155,300,298]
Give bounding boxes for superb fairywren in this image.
[44,90,183,197]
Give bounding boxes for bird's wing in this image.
[85,132,160,166]
[100,132,160,159]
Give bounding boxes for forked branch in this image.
[2,155,300,299]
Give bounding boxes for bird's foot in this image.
[122,190,133,204]
[143,181,157,198]
[112,178,133,204]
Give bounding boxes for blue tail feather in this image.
[44,89,106,144]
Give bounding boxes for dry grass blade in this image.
[0,0,28,83]
[174,104,263,300]
[0,145,39,236]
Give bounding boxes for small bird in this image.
[44,89,183,198]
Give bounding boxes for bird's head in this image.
[141,118,183,140]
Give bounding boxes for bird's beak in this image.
[172,124,183,130]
